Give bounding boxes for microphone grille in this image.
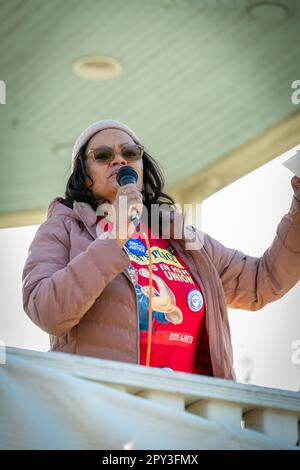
[117,166,138,186]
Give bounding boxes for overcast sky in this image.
[201,147,300,391]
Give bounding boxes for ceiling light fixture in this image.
[72,56,122,80]
[248,0,291,23]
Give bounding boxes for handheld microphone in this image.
[116,165,138,186]
[116,166,141,227]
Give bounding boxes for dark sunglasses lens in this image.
[94,150,112,162]
[121,145,143,161]
[92,145,143,162]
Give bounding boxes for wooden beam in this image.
[0,209,46,229]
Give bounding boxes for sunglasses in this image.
[85,143,144,164]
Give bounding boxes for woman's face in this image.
[83,129,144,203]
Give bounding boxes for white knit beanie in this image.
[71,119,142,171]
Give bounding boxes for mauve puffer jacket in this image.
[22,177,300,380]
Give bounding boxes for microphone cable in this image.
[117,166,154,367]
[133,222,153,367]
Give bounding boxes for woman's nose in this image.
[111,152,127,166]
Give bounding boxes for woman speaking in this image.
[22,120,300,380]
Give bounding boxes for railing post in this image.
[136,390,185,411]
[187,399,243,427]
[243,408,299,446]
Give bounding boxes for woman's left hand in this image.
[291,175,300,202]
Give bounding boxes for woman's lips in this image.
[109,168,122,179]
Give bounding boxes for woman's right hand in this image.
[112,183,143,248]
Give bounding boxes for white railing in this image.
[2,347,300,449]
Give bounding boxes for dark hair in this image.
[58,141,176,216]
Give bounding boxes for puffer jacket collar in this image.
[47,198,97,226]
[47,198,99,240]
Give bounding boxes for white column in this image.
[137,390,185,411]
[187,399,243,428]
[243,408,299,446]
